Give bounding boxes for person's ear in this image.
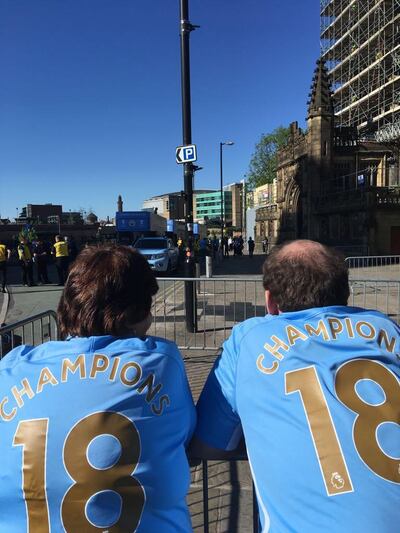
[265,290,279,315]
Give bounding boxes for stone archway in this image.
[281,179,302,240]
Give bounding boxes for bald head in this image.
[262,240,349,312]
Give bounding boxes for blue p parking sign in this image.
[176,144,197,164]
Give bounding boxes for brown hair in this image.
[262,240,349,312]
[57,245,158,339]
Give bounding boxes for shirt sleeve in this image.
[164,342,197,448]
[194,326,243,451]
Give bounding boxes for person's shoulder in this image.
[0,344,36,371]
[115,335,183,363]
[345,306,400,329]
[230,315,273,342]
[148,336,183,358]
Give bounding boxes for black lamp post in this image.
[219,141,234,238]
[180,0,199,332]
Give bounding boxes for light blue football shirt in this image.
[0,335,196,532]
[196,306,400,532]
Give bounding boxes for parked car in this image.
[133,237,179,274]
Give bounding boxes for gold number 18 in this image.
[285,360,400,496]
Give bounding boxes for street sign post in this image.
[176,144,197,164]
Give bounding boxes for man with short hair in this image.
[52,235,69,286]
[192,240,399,532]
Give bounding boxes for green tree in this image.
[246,126,291,189]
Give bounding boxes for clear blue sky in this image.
[0,0,320,220]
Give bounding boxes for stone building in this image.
[255,58,400,255]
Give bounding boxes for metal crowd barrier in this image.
[151,277,266,349]
[196,458,260,533]
[0,310,58,358]
[151,277,400,348]
[346,255,400,279]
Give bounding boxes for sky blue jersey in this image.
[0,335,196,532]
[195,306,400,532]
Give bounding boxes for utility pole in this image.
[180,0,198,332]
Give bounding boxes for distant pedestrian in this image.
[17,238,35,287]
[248,237,255,258]
[233,236,244,256]
[223,236,230,257]
[52,235,69,286]
[65,235,78,263]
[212,236,219,259]
[33,239,51,284]
[262,236,269,254]
[0,240,11,292]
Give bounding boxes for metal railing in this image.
[193,458,259,533]
[151,277,400,348]
[151,277,265,349]
[0,310,58,358]
[346,255,400,279]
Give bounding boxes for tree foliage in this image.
[246,126,291,189]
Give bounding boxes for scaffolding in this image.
[320,0,400,141]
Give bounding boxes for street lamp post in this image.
[180,0,199,333]
[219,141,234,240]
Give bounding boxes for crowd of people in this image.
[0,239,398,531]
[0,234,78,291]
[177,234,263,263]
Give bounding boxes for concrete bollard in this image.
[195,263,201,279]
[206,256,213,278]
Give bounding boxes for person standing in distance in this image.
[33,238,51,284]
[192,240,399,532]
[247,236,255,258]
[0,240,11,293]
[262,235,269,254]
[52,234,69,286]
[17,237,35,287]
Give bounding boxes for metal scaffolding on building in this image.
[321,0,400,142]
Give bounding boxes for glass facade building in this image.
[194,191,232,224]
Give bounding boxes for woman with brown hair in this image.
[0,245,196,532]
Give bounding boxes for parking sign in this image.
[176,144,197,164]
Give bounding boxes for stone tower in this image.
[306,58,335,239]
[307,58,334,166]
[117,195,123,213]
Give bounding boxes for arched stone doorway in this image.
[280,179,302,241]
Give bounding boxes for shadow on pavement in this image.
[213,253,266,277]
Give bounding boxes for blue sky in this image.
[0,0,320,220]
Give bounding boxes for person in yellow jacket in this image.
[52,235,70,286]
[17,238,35,287]
[0,240,11,292]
